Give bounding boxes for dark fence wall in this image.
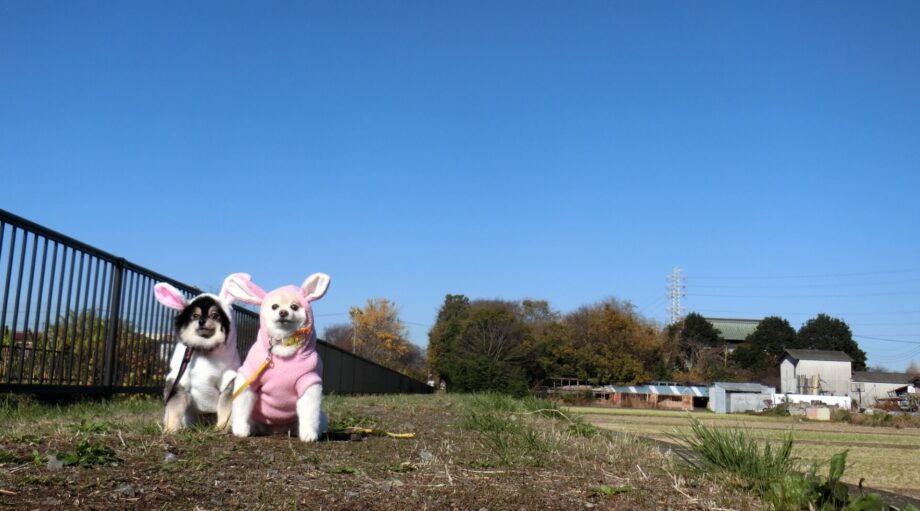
[0,209,431,396]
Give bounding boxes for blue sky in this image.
[2,1,919,370]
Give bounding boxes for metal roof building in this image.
[780,349,853,397]
[709,382,775,414]
[597,383,709,411]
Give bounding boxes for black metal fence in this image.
[0,209,431,396]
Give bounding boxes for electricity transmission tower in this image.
[667,267,685,324]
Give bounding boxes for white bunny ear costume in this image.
[155,274,246,424]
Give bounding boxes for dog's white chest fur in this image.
[166,343,239,413]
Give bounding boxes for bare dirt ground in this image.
[0,394,756,510]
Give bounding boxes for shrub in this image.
[673,418,794,495]
[675,419,920,511]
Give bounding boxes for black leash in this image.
[165,345,195,402]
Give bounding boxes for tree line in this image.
[427,294,871,395]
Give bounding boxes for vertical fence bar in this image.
[27,237,49,384]
[20,233,39,384]
[64,252,85,384]
[50,247,69,384]
[75,254,92,385]
[6,229,28,384]
[102,259,125,388]
[1,226,18,383]
[140,277,157,387]
[60,248,77,384]
[37,240,57,384]
[122,271,141,387]
[85,258,104,385]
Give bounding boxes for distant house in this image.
[708,382,775,414]
[780,349,852,397]
[704,317,760,353]
[851,371,917,409]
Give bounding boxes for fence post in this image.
[102,259,125,388]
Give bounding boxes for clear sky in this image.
[2,1,918,370]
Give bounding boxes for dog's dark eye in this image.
[271,304,279,310]
[209,312,220,320]
[290,304,299,311]
[191,313,200,320]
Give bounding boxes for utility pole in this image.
[667,267,685,325]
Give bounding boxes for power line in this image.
[688,278,920,289]
[691,268,920,280]
[690,291,920,298]
[853,334,920,345]
[695,309,920,316]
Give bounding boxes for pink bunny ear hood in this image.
[255,285,317,350]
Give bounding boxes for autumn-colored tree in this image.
[346,298,426,379]
[906,360,919,375]
[539,299,664,385]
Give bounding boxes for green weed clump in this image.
[676,418,920,511]
[674,418,795,494]
[58,437,121,467]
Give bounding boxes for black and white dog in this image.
[154,274,247,432]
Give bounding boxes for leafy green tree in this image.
[671,312,724,376]
[731,316,796,371]
[796,313,867,371]
[427,294,471,388]
[428,297,533,395]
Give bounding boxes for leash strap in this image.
[231,325,312,401]
[232,348,272,401]
[165,345,195,402]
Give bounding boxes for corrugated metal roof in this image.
[851,371,915,384]
[704,317,760,341]
[599,384,709,397]
[712,382,774,393]
[783,349,853,363]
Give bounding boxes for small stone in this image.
[42,498,62,507]
[479,508,489,511]
[115,484,136,498]
[46,455,63,471]
[585,503,596,509]
[419,450,434,462]
[345,491,359,498]
[163,453,177,464]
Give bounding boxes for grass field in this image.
[572,406,920,502]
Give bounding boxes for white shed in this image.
[780,349,852,397]
[851,372,916,409]
[709,382,775,414]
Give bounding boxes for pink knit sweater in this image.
[238,326,323,427]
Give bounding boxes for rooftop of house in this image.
[782,349,853,363]
[851,371,917,385]
[704,317,761,342]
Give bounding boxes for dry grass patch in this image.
[0,393,757,510]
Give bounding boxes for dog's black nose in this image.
[279,309,289,318]
[199,318,207,326]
